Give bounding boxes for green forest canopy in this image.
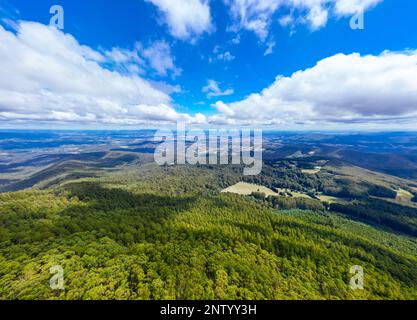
[0,165,416,300]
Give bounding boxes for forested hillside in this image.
[0,165,416,300]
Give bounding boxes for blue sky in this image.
[1,0,417,129]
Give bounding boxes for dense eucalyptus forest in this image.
[0,164,416,300]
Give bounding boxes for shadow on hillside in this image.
[51,182,199,244]
[63,181,197,212]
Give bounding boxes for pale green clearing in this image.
[301,167,322,175]
[222,182,278,197]
[222,182,315,199]
[276,188,312,199]
[317,195,341,203]
[396,188,414,202]
[222,182,350,203]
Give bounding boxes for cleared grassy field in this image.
[317,194,342,203]
[276,188,313,199]
[396,188,414,202]
[222,182,315,200]
[222,182,278,197]
[301,167,322,175]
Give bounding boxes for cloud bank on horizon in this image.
[211,51,417,126]
[1,0,417,129]
[0,22,205,126]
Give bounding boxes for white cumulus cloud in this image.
[104,40,181,78]
[146,0,212,40]
[0,21,201,126]
[210,50,417,127]
[203,80,234,98]
[142,40,182,77]
[225,0,383,40]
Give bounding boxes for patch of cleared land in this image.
[222,182,315,199]
[222,183,351,203]
[222,182,278,197]
[317,194,342,203]
[396,188,414,202]
[301,167,322,175]
[276,188,313,199]
[325,164,417,191]
[375,188,417,208]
